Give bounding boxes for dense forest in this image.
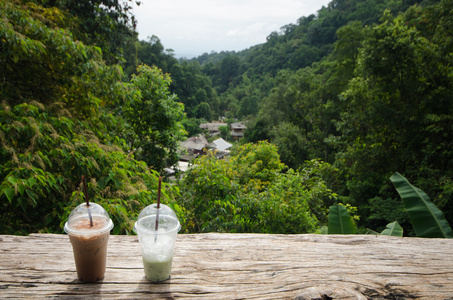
[1,0,452,236]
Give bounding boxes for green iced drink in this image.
[143,257,173,281]
[134,212,180,283]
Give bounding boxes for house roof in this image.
[199,122,227,132]
[231,122,247,130]
[175,161,191,172]
[164,161,194,174]
[180,135,208,151]
[209,138,232,152]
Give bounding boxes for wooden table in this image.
[1,233,452,299]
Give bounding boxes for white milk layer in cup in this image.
[134,206,180,282]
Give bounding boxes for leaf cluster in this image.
[177,141,337,233]
[0,1,184,235]
[0,100,180,234]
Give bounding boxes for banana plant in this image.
[381,221,404,236]
[390,172,453,238]
[367,221,403,237]
[327,205,356,234]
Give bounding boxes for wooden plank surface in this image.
[1,233,453,299]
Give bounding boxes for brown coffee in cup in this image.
[64,203,114,282]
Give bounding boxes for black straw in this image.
[82,175,93,227]
[155,177,162,231]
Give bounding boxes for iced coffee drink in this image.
[68,217,110,282]
[64,203,114,282]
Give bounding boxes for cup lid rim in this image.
[64,216,114,236]
[134,215,180,235]
[137,203,177,220]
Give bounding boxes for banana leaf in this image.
[380,221,403,237]
[390,172,453,238]
[328,205,356,234]
[366,228,381,235]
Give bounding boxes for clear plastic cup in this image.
[64,203,114,282]
[134,204,180,282]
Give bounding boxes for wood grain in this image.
[1,233,452,299]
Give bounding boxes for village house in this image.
[164,161,192,177]
[199,122,227,137]
[208,138,232,159]
[230,122,247,140]
[166,136,232,178]
[179,134,208,161]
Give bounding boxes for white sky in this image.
[133,0,332,58]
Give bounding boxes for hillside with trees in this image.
[1,0,452,236]
[178,0,452,234]
[0,0,183,234]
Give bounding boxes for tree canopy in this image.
[0,0,184,234]
[2,0,453,236]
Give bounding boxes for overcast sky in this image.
[133,0,332,58]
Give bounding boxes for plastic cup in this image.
[134,204,180,282]
[137,203,177,220]
[64,203,114,282]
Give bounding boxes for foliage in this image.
[125,65,187,172]
[177,142,336,233]
[0,1,181,235]
[181,118,202,137]
[246,67,338,168]
[249,168,319,234]
[123,36,220,120]
[3,0,453,237]
[1,0,92,109]
[336,172,453,238]
[327,204,357,234]
[229,141,285,186]
[124,35,173,77]
[300,159,340,224]
[187,0,420,123]
[364,196,411,235]
[47,0,139,65]
[367,221,404,237]
[380,221,404,237]
[335,5,453,229]
[270,122,309,170]
[390,172,453,238]
[218,125,229,140]
[176,152,240,232]
[0,101,179,235]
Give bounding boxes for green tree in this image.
[0,1,181,235]
[332,21,364,86]
[196,102,212,121]
[218,125,229,140]
[270,122,309,170]
[177,142,330,233]
[244,118,271,143]
[218,54,241,92]
[49,0,139,65]
[337,8,453,229]
[181,118,202,137]
[125,65,187,171]
[242,168,318,234]
[230,141,285,187]
[123,35,180,79]
[169,60,219,119]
